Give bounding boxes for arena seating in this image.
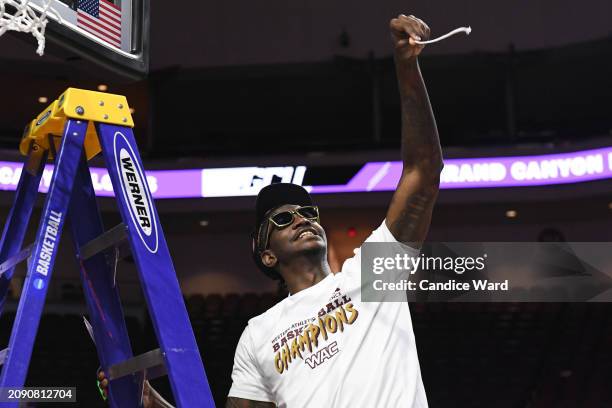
[0,296,610,407]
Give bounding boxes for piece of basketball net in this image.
[0,0,62,55]
[414,26,472,45]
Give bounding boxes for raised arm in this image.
[385,14,443,245]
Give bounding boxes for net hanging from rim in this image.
[0,0,61,56]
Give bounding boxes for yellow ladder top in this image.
[20,88,135,161]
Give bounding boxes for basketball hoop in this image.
[0,0,61,56]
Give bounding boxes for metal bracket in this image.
[0,244,33,277]
[80,223,129,261]
[108,349,167,381]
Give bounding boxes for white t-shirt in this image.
[228,220,428,408]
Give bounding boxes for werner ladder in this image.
[0,88,215,407]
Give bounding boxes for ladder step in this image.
[80,223,128,260]
[108,349,167,381]
[0,243,34,277]
[0,348,7,366]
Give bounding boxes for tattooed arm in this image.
[385,14,443,245]
[226,397,276,407]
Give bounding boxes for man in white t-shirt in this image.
[97,13,442,408]
[227,14,442,408]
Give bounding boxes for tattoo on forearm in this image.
[388,191,432,243]
[396,58,443,172]
[384,56,442,244]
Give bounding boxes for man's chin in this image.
[294,239,326,255]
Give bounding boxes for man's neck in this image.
[280,257,331,295]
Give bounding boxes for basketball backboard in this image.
[27,0,149,78]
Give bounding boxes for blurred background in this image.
[0,0,611,406]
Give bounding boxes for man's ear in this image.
[261,249,278,269]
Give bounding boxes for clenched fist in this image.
[390,14,431,61]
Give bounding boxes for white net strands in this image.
[0,0,61,56]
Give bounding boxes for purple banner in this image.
[0,162,202,199]
[309,146,612,193]
[0,146,611,199]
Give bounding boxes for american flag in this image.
[77,0,122,49]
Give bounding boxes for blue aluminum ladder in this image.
[0,88,215,407]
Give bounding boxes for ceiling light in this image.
[97,84,108,91]
[38,96,48,103]
[505,210,517,218]
[199,220,209,227]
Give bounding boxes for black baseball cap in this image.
[255,183,313,229]
[252,183,314,280]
